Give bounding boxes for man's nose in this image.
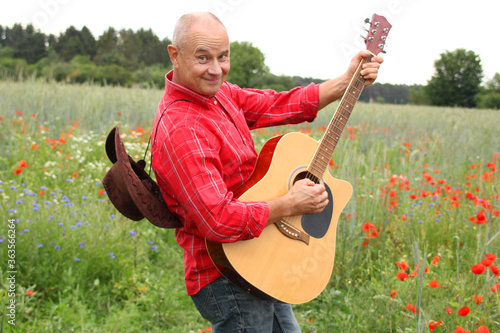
[207,60,222,75]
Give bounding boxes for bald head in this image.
[168,12,230,96]
[172,12,226,53]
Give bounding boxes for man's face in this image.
[169,22,230,97]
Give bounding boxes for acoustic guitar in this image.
[206,14,392,304]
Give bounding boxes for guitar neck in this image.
[307,56,371,181]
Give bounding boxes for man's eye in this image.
[199,56,207,61]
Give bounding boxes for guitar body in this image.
[206,132,353,304]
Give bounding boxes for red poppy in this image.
[429,280,441,288]
[475,211,488,224]
[492,282,500,292]
[466,192,475,200]
[405,303,415,314]
[396,261,409,271]
[489,265,499,276]
[471,264,486,274]
[446,307,452,314]
[475,326,491,333]
[18,160,28,168]
[485,253,496,262]
[389,290,397,299]
[16,110,23,116]
[458,306,470,316]
[429,321,443,331]
[432,256,440,265]
[454,327,471,333]
[472,295,483,305]
[481,258,493,267]
[396,272,408,281]
[13,168,23,175]
[26,290,34,296]
[362,222,376,232]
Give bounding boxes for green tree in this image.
[409,85,430,105]
[55,26,96,62]
[477,73,500,109]
[3,23,47,64]
[426,49,483,108]
[94,27,120,66]
[226,41,269,88]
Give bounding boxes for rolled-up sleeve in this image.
[228,82,320,129]
[153,122,269,243]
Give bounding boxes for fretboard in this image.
[307,57,371,182]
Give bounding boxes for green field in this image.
[1,79,499,332]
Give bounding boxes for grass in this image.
[0,78,499,332]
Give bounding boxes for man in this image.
[152,12,383,332]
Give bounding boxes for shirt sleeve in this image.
[153,122,269,243]
[227,82,320,129]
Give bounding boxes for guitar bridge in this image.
[274,220,310,245]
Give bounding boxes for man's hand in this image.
[348,50,384,86]
[266,178,329,226]
[318,51,384,109]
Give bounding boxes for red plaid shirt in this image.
[152,71,319,295]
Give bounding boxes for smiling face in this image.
[168,14,230,97]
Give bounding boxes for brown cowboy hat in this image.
[102,126,182,228]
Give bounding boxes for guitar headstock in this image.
[364,14,392,56]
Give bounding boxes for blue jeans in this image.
[191,276,301,332]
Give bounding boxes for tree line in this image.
[1,23,499,109]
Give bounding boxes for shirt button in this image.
[214,100,218,105]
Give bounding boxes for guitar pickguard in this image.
[301,183,334,238]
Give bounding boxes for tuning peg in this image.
[364,18,370,24]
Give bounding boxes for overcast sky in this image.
[1,0,498,85]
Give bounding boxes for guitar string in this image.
[304,58,367,184]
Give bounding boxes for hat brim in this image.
[103,127,182,228]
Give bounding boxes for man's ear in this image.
[168,45,180,67]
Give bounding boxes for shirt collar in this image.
[164,70,218,106]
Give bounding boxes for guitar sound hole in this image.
[293,171,320,185]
